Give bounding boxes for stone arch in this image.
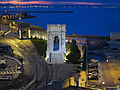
[46,24,66,64]
[18,22,31,39]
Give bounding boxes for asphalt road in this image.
[0,38,52,90]
[101,62,114,86]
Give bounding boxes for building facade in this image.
[110,32,120,41]
[66,33,109,57]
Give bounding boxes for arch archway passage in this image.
[18,22,31,39]
[53,36,59,51]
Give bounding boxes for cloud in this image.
[0,1,54,4]
[0,1,102,5]
[58,2,102,5]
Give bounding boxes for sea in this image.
[0,6,120,36]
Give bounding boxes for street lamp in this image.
[106,60,109,62]
[102,82,105,84]
[46,62,48,90]
[102,82,106,90]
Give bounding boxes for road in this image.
[0,38,53,89]
[101,62,114,86]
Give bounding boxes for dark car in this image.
[88,65,98,69]
[88,75,98,80]
[118,76,120,80]
[92,70,99,73]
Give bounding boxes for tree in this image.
[66,39,81,64]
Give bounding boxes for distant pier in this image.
[0,11,36,20]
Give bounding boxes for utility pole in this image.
[17,0,20,18]
[36,65,37,90]
[17,0,22,39]
[55,59,58,90]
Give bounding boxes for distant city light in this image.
[5,10,7,13]
[107,60,109,62]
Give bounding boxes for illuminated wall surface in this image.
[79,71,87,87]
[29,25,47,40]
[30,29,47,40]
[62,71,87,88]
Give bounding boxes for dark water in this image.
[1,7,120,36]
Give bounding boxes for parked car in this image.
[88,65,98,69]
[118,76,120,80]
[88,75,98,80]
[90,59,98,63]
[92,70,99,73]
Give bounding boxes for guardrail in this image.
[3,55,22,66]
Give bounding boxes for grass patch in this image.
[31,38,47,59]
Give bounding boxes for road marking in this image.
[0,70,21,74]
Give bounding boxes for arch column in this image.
[18,29,22,39]
[27,28,31,38]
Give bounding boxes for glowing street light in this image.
[106,60,109,62]
[102,82,105,84]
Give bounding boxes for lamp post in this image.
[36,65,37,90]
[102,82,106,90]
[17,0,20,18]
[46,62,48,90]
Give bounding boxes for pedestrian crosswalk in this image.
[0,70,21,74]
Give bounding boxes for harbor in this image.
[0,10,36,20]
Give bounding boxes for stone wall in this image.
[30,25,47,40]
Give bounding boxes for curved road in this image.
[0,38,53,90]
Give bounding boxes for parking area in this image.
[87,59,100,89]
[87,59,99,81]
[108,62,120,85]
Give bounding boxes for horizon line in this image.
[0,1,103,5]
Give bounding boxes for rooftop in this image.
[66,33,109,38]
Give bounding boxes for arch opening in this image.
[53,36,59,51]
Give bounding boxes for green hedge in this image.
[31,38,47,59]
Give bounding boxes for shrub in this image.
[31,38,47,59]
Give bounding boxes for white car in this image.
[90,59,98,62]
[48,80,57,86]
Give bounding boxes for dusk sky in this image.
[0,0,120,5]
[0,0,120,36]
